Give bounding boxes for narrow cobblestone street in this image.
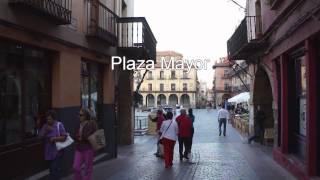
[63,109,295,180]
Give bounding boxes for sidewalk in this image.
[62,109,296,180]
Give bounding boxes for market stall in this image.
[228,92,250,135]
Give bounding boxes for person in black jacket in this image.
[188,108,195,152]
[248,105,266,144]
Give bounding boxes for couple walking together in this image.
[158,108,194,168]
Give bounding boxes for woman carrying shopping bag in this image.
[73,108,98,180]
[39,110,68,180]
[159,112,179,168]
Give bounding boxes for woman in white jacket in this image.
[159,112,179,168]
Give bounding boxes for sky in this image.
[134,0,246,88]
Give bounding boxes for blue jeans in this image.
[219,118,227,136]
[48,155,63,180]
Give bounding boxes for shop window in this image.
[0,45,51,145]
[288,49,307,160]
[81,61,103,128]
[296,56,307,136]
[24,58,51,139]
[0,69,21,145]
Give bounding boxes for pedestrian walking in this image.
[159,112,179,168]
[248,105,266,144]
[154,110,165,158]
[188,108,195,151]
[217,105,230,136]
[176,109,193,160]
[39,110,68,180]
[73,108,98,180]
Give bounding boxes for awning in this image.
[227,92,250,103]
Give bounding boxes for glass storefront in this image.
[0,40,51,146]
[81,60,103,128]
[297,56,307,136]
[288,48,307,161]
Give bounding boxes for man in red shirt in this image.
[175,109,193,160]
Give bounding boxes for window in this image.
[148,84,152,91]
[183,83,187,91]
[224,69,229,77]
[224,83,230,91]
[171,84,175,91]
[0,44,51,145]
[160,83,164,91]
[296,56,306,136]
[81,60,103,128]
[160,71,164,79]
[171,70,176,79]
[255,0,262,37]
[183,70,188,79]
[147,71,153,79]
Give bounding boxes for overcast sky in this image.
[134,0,246,88]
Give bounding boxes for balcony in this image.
[86,1,117,46]
[118,17,157,60]
[227,16,268,61]
[9,0,72,24]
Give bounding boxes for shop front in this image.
[0,38,52,179]
[273,36,320,178]
[0,37,118,179]
[287,49,307,162]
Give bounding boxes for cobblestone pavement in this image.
[63,109,296,180]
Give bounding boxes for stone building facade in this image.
[135,51,197,108]
[227,0,320,178]
[212,57,232,108]
[0,0,156,179]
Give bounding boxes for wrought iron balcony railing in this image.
[85,2,157,55]
[118,17,157,60]
[227,16,267,61]
[9,0,72,24]
[86,1,117,45]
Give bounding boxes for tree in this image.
[133,70,149,107]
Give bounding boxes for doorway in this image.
[253,66,274,145]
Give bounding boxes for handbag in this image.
[158,120,173,144]
[88,129,106,151]
[55,122,74,151]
